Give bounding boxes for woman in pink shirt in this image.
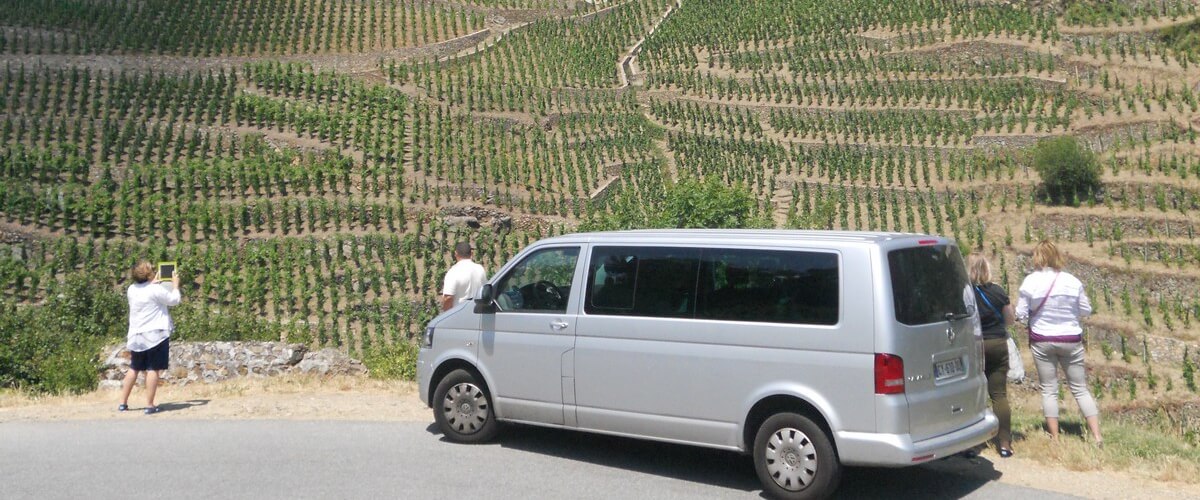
[1016,241,1102,445]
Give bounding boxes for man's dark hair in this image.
[454,241,473,258]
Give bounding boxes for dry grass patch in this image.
[1008,385,1200,484]
[0,374,428,422]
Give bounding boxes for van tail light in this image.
[976,338,985,374]
[875,353,905,395]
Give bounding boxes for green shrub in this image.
[660,176,769,229]
[0,270,298,394]
[582,175,770,231]
[172,302,285,342]
[1160,20,1200,57]
[1032,136,1102,206]
[37,346,107,394]
[362,341,420,380]
[0,273,125,394]
[1064,1,1132,26]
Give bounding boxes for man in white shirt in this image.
[441,242,487,312]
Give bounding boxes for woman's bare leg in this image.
[145,370,160,408]
[1086,415,1102,443]
[119,369,138,406]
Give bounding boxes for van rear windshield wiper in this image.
[944,312,971,321]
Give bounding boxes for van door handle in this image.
[550,321,569,330]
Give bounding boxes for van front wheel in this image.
[433,369,499,443]
[753,412,841,500]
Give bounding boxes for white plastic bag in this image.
[1007,337,1025,383]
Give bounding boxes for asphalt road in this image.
[0,420,1078,499]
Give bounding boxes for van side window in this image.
[494,247,579,313]
[586,246,700,318]
[586,246,838,325]
[698,249,839,325]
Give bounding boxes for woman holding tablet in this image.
[119,260,181,415]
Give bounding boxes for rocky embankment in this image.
[100,341,367,387]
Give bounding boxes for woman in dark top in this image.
[969,254,1016,457]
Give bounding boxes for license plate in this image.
[934,358,964,380]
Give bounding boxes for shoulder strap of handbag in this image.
[974,285,1002,318]
[1028,272,1059,321]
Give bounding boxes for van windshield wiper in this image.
[944,312,971,321]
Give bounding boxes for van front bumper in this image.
[835,411,998,466]
[416,350,431,407]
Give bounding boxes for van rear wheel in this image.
[753,412,840,500]
[433,369,499,443]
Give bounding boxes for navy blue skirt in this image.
[130,339,170,371]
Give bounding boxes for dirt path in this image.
[2,374,1199,499]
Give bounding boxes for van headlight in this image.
[422,326,435,348]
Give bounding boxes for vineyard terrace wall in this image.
[99,341,366,387]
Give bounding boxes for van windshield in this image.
[888,245,971,326]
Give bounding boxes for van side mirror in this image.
[475,284,494,304]
[474,284,496,313]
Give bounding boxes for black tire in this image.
[432,369,499,443]
[752,412,841,500]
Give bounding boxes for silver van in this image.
[417,230,998,499]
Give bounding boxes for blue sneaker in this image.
[144,406,161,415]
[118,404,128,412]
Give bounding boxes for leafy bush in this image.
[362,341,420,380]
[661,176,769,229]
[792,196,839,230]
[0,273,125,394]
[172,302,286,342]
[0,270,307,393]
[1032,136,1102,206]
[1064,1,1132,26]
[1160,19,1200,57]
[583,175,770,230]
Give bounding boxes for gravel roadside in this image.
[2,375,1198,500]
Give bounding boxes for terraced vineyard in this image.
[1,0,1198,418]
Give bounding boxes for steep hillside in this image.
[0,1,1197,404]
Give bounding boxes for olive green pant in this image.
[984,337,1012,446]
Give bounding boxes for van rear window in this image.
[887,245,970,326]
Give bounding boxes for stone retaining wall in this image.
[100,341,366,388]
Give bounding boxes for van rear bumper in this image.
[835,411,998,466]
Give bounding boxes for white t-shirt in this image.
[442,259,487,306]
[1015,269,1091,338]
[127,282,181,351]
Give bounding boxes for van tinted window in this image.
[586,246,839,325]
[698,249,839,325]
[586,246,700,318]
[888,245,971,325]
